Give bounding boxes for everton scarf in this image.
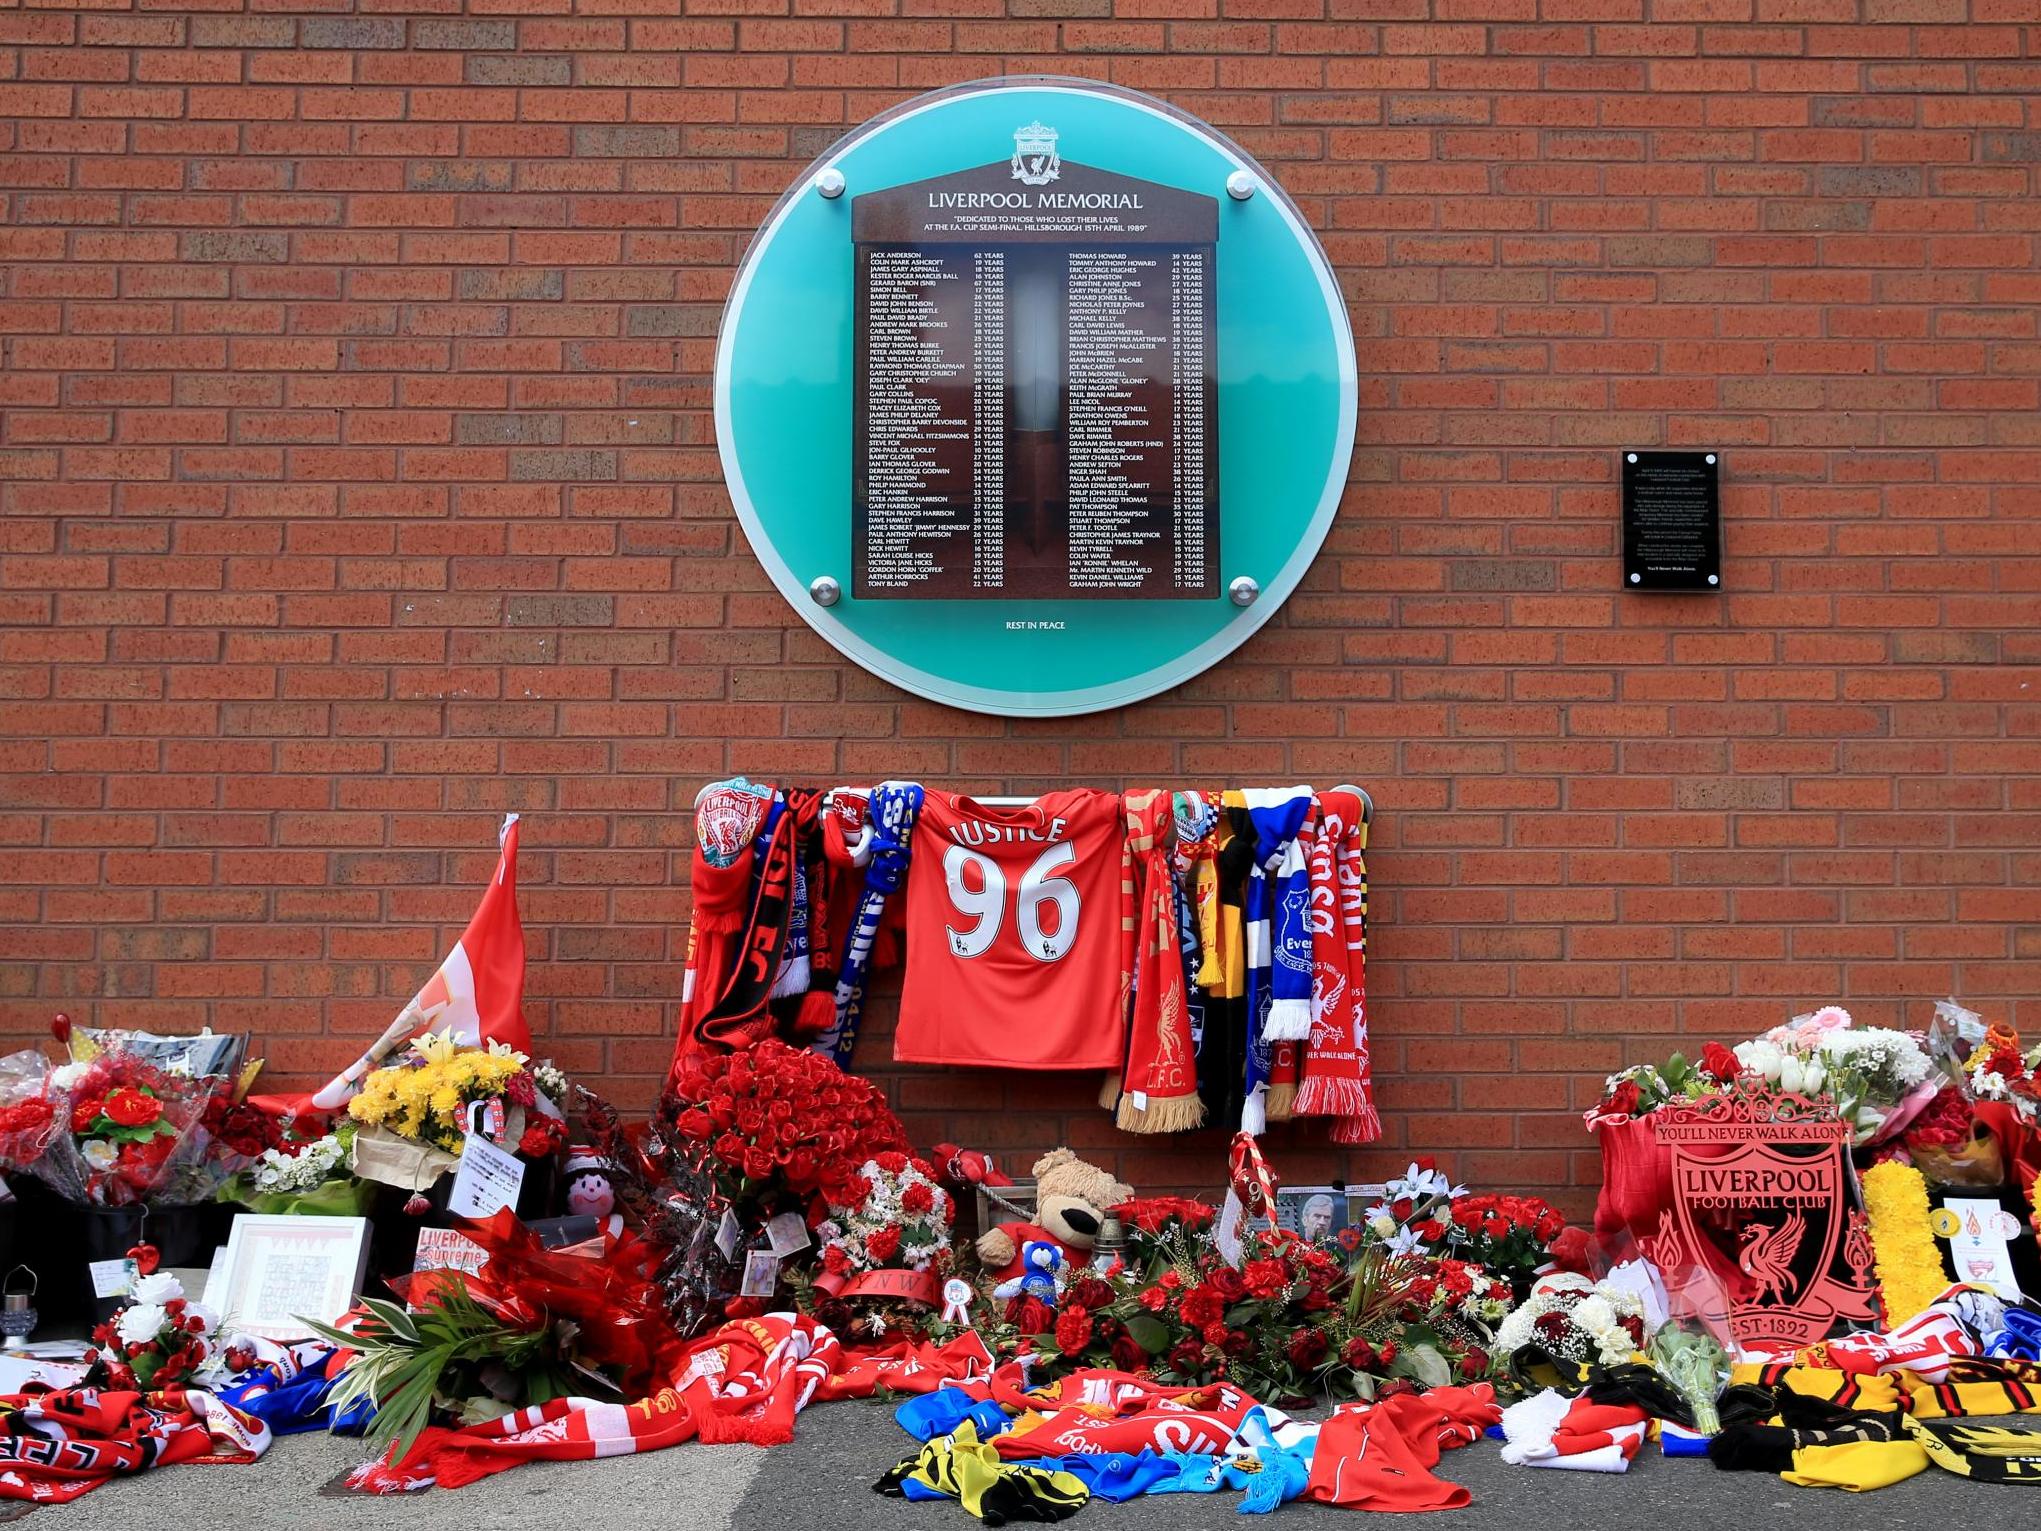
[1295,788,1380,1141]
[820,780,922,1066]
[1239,788,1313,1132]
[1113,789,1204,1133]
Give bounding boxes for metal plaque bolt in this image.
[1705,453,1717,465]
[1626,453,1638,464]
[814,169,846,200]
[1630,573,1642,584]
[809,576,841,607]
[1225,171,1257,201]
[1228,575,1260,607]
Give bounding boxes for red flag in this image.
[310,815,530,1111]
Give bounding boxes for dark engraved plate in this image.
[1622,450,1721,593]
[852,160,1218,600]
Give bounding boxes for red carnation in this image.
[1286,1328,1329,1368]
[822,1243,850,1275]
[901,1181,934,1216]
[1054,1310,1094,1354]
[1180,1285,1224,1328]
[1138,1285,1168,1312]
[1067,1277,1114,1313]
[865,1225,902,1264]
[1243,1259,1288,1300]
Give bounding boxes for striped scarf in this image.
[818,780,921,1066]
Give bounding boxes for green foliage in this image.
[303,1286,559,1462]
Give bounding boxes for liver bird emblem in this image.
[1739,1212,1805,1303]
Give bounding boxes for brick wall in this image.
[2,1,2038,1211]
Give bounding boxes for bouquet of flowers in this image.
[1733,1006,1936,1145]
[658,1040,910,1218]
[31,1045,229,1205]
[1491,1275,1650,1372]
[1355,1159,1467,1255]
[1894,1085,2004,1188]
[0,1050,59,1172]
[1595,1042,1743,1120]
[309,1209,683,1460]
[1359,1170,1566,1291]
[85,1250,220,1390]
[347,1031,568,1158]
[817,1152,954,1280]
[222,1122,377,1216]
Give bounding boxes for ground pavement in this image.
[13,1391,2015,1529]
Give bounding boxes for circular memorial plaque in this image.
[716,77,1356,717]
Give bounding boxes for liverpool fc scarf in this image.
[1295,788,1380,1141]
[357,1313,844,1494]
[0,1387,271,1503]
[674,778,774,1057]
[820,780,922,1066]
[676,786,821,1061]
[1113,789,1204,1133]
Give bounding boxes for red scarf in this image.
[1113,789,1204,1132]
[1295,789,1379,1141]
[816,1332,995,1401]
[674,782,772,1050]
[354,1314,843,1494]
[673,787,826,1072]
[996,1370,1259,1459]
[0,1388,269,1503]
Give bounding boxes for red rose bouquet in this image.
[0,1050,58,1173]
[660,1040,911,1219]
[33,1045,228,1206]
[818,1151,955,1277]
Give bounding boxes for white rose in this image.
[129,1271,183,1306]
[1779,1055,1805,1094]
[116,1303,167,1347]
[82,1139,117,1170]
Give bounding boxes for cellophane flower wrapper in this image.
[388,1208,686,1398]
[0,1049,60,1174]
[34,1043,231,1207]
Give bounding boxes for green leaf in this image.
[1122,1314,1170,1355]
[1390,1343,1453,1391]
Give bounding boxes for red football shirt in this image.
[894,789,1128,1069]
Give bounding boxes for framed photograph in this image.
[210,1214,370,1342]
[1276,1186,1349,1244]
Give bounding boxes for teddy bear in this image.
[976,1148,1133,1284]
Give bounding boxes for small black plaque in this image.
[1622,450,1720,592]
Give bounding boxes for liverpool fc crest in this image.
[1010,121,1061,187]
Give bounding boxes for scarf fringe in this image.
[692,908,747,937]
[1097,1072,1121,1113]
[1264,1081,1297,1123]
[1261,999,1313,1042]
[1294,1075,1372,1118]
[770,954,810,1000]
[1329,1105,1383,1145]
[696,1411,793,1447]
[1115,1089,1207,1134]
[790,988,837,1041]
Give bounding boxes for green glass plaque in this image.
[716,77,1355,717]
